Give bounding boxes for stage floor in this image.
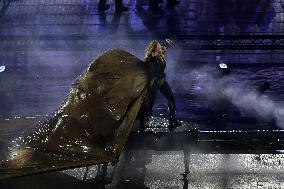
[1,117,284,188]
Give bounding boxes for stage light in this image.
[218,63,230,76]
[219,63,227,69]
[0,65,5,72]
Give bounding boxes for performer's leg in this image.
[136,0,144,10]
[139,99,151,131]
[148,0,159,11]
[98,0,107,6]
[148,81,159,116]
[159,80,176,118]
[115,0,129,12]
[98,0,110,11]
[115,0,122,7]
[167,0,180,7]
[159,79,180,129]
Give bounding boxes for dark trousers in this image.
[148,0,162,10]
[99,0,123,8]
[148,0,178,10]
[148,78,176,118]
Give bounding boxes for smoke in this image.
[171,64,284,128]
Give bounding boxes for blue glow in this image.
[0,66,5,72]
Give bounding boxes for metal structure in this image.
[1,35,284,50]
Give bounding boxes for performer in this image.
[144,40,180,131]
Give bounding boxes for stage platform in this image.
[1,117,284,188]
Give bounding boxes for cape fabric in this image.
[0,49,151,179]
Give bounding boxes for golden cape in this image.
[0,49,150,179]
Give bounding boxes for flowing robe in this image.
[0,49,151,179]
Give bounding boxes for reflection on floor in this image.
[1,117,284,188]
[1,153,284,189]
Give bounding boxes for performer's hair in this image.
[144,40,164,62]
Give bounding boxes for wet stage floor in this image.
[1,117,284,188]
[2,154,284,189]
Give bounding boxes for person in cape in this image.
[0,40,182,179]
[143,39,181,131]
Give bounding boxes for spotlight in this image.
[218,63,230,76]
[0,65,5,73]
[219,63,227,69]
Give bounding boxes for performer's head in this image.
[144,40,164,61]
